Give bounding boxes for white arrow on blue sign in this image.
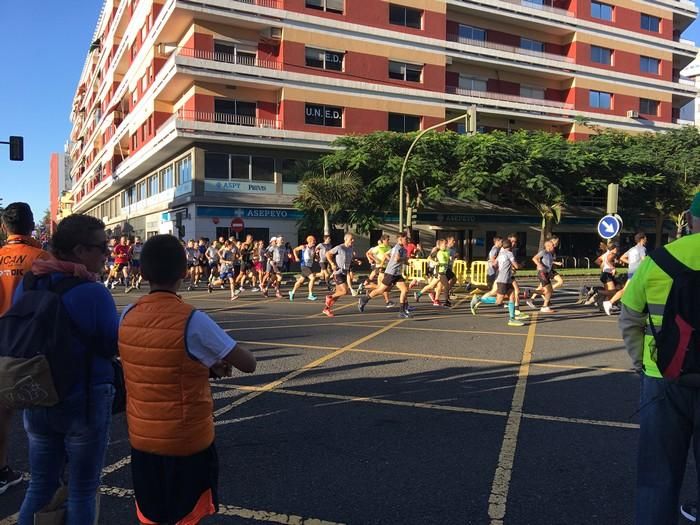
[597,214,622,239]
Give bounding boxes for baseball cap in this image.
[690,192,700,218]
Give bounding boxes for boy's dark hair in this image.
[634,232,647,243]
[51,214,105,258]
[493,236,502,242]
[502,239,512,249]
[2,202,34,235]
[141,234,187,285]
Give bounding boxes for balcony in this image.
[177,47,282,71]
[232,0,282,7]
[176,109,282,129]
[446,34,574,64]
[453,0,573,17]
[447,85,573,110]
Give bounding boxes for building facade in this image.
[49,152,73,234]
[67,0,697,256]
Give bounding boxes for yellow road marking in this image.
[305,301,357,318]
[213,319,405,418]
[207,297,278,313]
[489,312,539,525]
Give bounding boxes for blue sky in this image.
[0,1,699,220]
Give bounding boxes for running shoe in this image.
[470,295,479,316]
[0,466,22,495]
[603,300,613,316]
[432,300,442,307]
[584,292,599,306]
[540,306,556,313]
[444,300,452,308]
[230,294,239,301]
[275,292,283,299]
[526,299,536,309]
[358,296,369,313]
[515,312,530,320]
[322,307,334,317]
[110,282,117,290]
[325,295,334,307]
[405,304,415,312]
[398,309,411,319]
[125,286,133,294]
[428,291,436,303]
[681,503,697,522]
[507,319,525,327]
[576,287,587,305]
[385,301,396,308]
[414,291,422,303]
[307,294,318,301]
[186,285,193,291]
[289,291,295,302]
[207,283,213,294]
[239,287,245,293]
[350,288,358,297]
[357,282,365,294]
[251,287,260,292]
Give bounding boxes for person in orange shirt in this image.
[0,202,51,495]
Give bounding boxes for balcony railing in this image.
[177,47,282,70]
[447,85,573,109]
[447,34,574,64]
[232,0,282,7]
[176,109,282,129]
[457,0,573,16]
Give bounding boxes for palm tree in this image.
[294,162,362,236]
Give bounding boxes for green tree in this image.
[293,162,363,236]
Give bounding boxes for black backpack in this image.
[647,248,700,385]
[0,273,87,409]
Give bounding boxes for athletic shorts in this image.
[300,266,314,278]
[445,269,455,281]
[187,262,196,268]
[497,282,514,296]
[131,260,141,268]
[209,262,219,270]
[334,272,348,286]
[320,262,329,271]
[382,273,404,287]
[537,270,552,286]
[487,273,496,288]
[115,262,129,273]
[220,270,234,281]
[253,262,263,273]
[600,272,615,284]
[233,265,241,278]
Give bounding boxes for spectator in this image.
[619,193,700,524]
[0,203,51,496]
[119,234,256,525]
[16,214,117,525]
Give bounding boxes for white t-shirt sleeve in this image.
[186,310,238,368]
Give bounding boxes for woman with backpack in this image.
[14,214,118,525]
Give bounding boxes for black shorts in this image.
[497,282,514,296]
[301,266,314,278]
[445,269,455,281]
[334,272,348,285]
[131,260,141,269]
[537,270,552,286]
[600,272,615,284]
[487,273,496,288]
[115,262,129,273]
[187,261,196,268]
[382,273,404,287]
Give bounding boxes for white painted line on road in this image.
[488,313,539,525]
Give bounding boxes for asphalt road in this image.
[1,279,697,524]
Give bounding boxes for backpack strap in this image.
[648,247,690,280]
[50,276,88,296]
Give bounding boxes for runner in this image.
[603,233,647,315]
[268,236,286,299]
[290,235,318,301]
[414,238,449,307]
[358,235,393,306]
[597,242,620,315]
[322,233,356,317]
[207,240,238,300]
[111,236,131,291]
[185,240,198,290]
[470,236,502,315]
[126,236,144,293]
[205,239,221,287]
[444,236,458,307]
[315,235,333,291]
[470,239,529,326]
[527,240,558,313]
[236,234,255,293]
[358,233,411,318]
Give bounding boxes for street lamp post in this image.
[398,106,476,232]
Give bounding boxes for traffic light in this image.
[406,207,418,227]
[9,136,23,161]
[466,106,477,135]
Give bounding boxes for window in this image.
[305,104,343,127]
[214,99,256,126]
[205,152,229,179]
[640,98,659,116]
[305,0,343,13]
[640,56,660,74]
[231,155,249,180]
[458,75,487,92]
[281,159,300,183]
[458,24,486,42]
[136,180,147,201]
[589,90,612,109]
[388,113,421,132]
[214,41,257,65]
[305,47,344,71]
[176,155,192,185]
[161,165,174,189]
[388,61,422,82]
[641,14,660,32]
[148,174,159,197]
[252,157,275,182]
[591,45,613,65]
[389,4,422,29]
[520,86,545,99]
[591,1,613,20]
[520,38,544,53]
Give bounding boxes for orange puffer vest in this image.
[119,292,214,456]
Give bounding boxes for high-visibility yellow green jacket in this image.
[620,233,700,377]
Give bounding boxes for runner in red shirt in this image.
[110,236,131,291]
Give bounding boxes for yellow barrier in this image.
[470,261,489,287]
[404,258,429,282]
[452,259,469,286]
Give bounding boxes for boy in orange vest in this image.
[119,234,256,525]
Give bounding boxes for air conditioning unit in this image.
[261,27,282,41]
[627,110,639,119]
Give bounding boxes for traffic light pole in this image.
[398,108,475,233]
[1,136,24,161]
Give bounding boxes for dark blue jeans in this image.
[19,384,114,525]
[636,375,700,525]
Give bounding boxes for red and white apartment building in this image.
[67,0,698,254]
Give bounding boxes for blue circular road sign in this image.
[597,215,622,239]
